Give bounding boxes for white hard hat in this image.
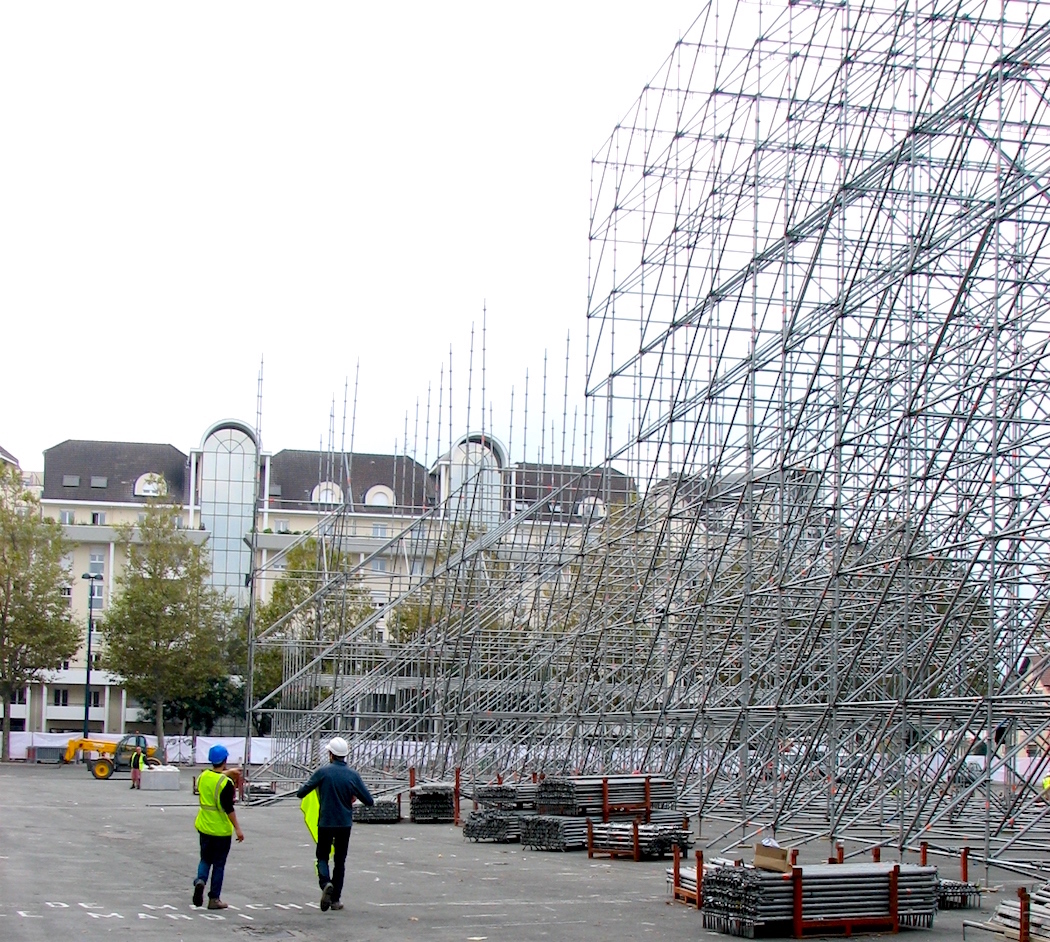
[327,736,349,757]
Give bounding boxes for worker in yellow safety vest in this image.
[192,744,245,910]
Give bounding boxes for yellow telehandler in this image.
[63,734,162,779]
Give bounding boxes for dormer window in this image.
[133,473,167,498]
[311,481,343,505]
[364,485,395,508]
[577,496,607,520]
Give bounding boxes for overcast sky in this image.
[1,3,700,472]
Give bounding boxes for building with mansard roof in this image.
[19,420,434,738]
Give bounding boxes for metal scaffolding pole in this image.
[250,0,1050,878]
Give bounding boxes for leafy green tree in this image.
[0,463,78,760]
[143,675,245,736]
[251,539,374,721]
[101,502,232,752]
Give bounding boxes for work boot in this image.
[331,902,344,911]
[207,898,228,910]
[192,880,205,908]
[320,883,334,912]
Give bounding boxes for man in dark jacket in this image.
[296,736,373,912]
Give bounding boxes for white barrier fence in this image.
[9,732,273,765]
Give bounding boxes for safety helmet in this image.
[208,744,229,765]
[327,736,349,757]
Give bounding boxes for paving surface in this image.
[0,762,1025,941]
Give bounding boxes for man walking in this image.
[192,744,244,910]
[296,736,373,912]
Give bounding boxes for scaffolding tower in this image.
[253,0,1050,875]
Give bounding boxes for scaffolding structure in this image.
[252,0,1050,875]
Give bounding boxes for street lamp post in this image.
[81,573,103,740]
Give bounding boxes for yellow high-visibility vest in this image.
[195,770,233,837]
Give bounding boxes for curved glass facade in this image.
[199,424,256,607]
[449,438,502,529]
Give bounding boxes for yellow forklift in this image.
[63,734,162,779]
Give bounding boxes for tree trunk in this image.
[1,693,9,762]
[154,695,166,758]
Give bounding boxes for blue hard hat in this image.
[208,744,229,765]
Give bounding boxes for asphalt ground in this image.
[0,762,1029,941]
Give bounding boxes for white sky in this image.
[1,3,700,472]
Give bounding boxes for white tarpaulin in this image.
[194,736,272,766]
[10,731,159,761]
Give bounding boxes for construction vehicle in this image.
[63,734,162,780]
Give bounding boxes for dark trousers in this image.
[197,832,232,900]
[315,826,351,901]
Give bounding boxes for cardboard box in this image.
[753,843,792,873]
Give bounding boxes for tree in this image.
[101,502,232,752]
[142,675,245,736]
[250,539,374,726]
[0,463,79,760]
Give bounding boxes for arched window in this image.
[364,485,395,507]
[311,481,344,505]
[134,473,167,498]
[576,496,607,520]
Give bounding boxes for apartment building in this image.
[18,420,433,735]
[9,421,632,736]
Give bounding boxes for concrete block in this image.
[140,765,180,790]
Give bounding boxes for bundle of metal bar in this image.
[589,821,690,858]
[937,878,982,909]
[649,808,690,828]
[514,783,537,809]
[536,775,676,816]
[463,809,525,842]
[701,862,938,937]
[475,784,521,809]
[1034,884,1050,906]
[354,798,401,824]
[994,897,1050,940]
[519,814,590,851]
[409,783,456,823]
[667,863,698,896]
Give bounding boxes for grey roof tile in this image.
[43,440,188,503]
[267,449,434,513]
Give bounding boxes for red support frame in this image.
[671,846,704,909]
[791,863,900,938]
[600,775,653,823]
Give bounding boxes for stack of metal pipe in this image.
[475,784,521,809]
[700,862,939,937]
[409,783,456,823]
[463,809,525,843]
[993,883,1050,940]
[519,814,590,851]
[993,899,1050,940]
[536,775,676,815]
[514,782,538,808]
[648,808,690,828]
[589,821,691,858]
[667,864,698,897]
[354,798,401,824]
